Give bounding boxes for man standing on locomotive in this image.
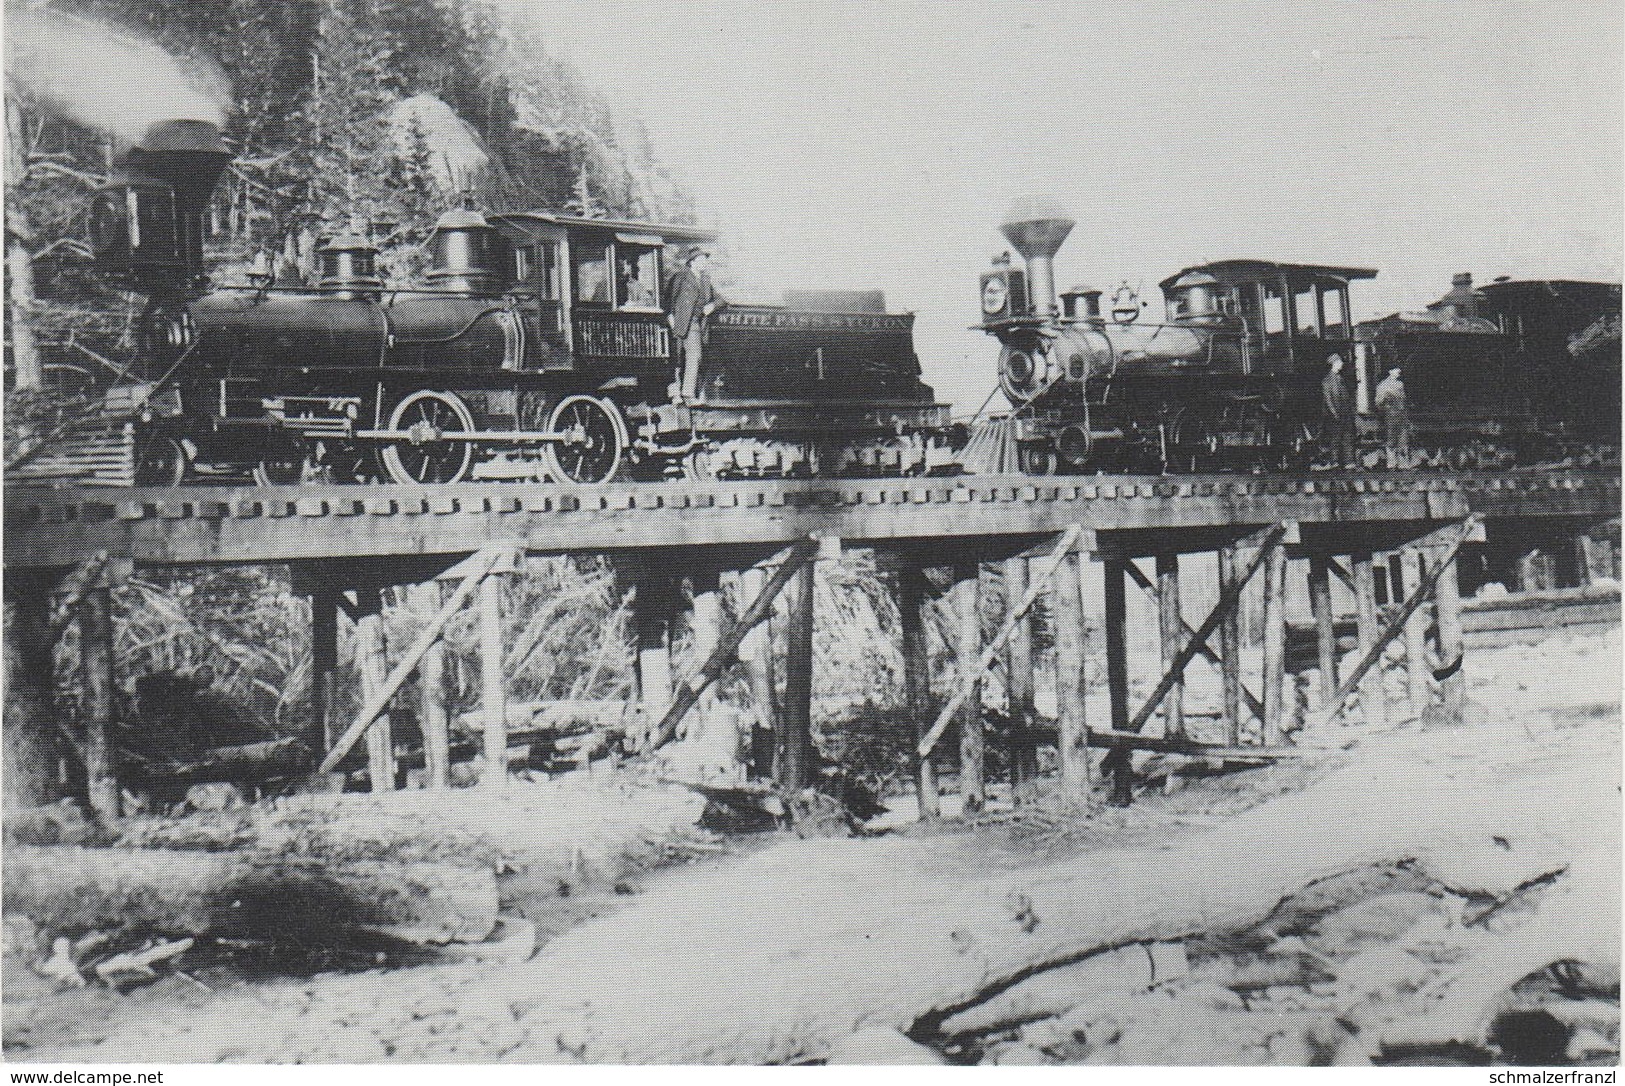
[665,246,722,404]
[1321,352,1357,467]
[1375,365,1410,468]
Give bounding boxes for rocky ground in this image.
[4,625,1618,1065]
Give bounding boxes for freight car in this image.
[50,119,957,487]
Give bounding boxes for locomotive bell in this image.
[317,234,384,297]
[999,198,1075,320]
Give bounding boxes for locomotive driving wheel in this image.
[254,437,313,487]
[380,390,475,485]
[542,395,626,486]
[132,432,186,487]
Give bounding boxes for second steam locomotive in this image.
[71,119,957,487]
[975,200,1620,474]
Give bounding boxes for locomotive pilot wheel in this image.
[380,390,475,486]
[543,395,626,486]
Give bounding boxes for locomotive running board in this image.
[353,429,566,444]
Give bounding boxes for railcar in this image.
[61,119,957,487]
[973,200,1621,474]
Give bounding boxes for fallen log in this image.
[126,737,312,787]
[4,844,498,945]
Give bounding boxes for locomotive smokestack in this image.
[91,119,231,293]
[1000,197,1074,320]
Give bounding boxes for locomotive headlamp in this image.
[1005,348,1035,387]
[982,276,1009,316]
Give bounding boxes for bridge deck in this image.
[5,470,1617,569]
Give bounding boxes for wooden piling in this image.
[1103,557,1131,803]
[951,561,985,814]
[778,554,815,792]
[633,567,676,742]
[1002,556,1038,794]
[4,572,62,810]
[1309,554,1337,705]
[354,592,396,793]
[477,573,506,791]
[81,584,119,821]
[1261,538,1288,745]
[737,565,777,778]
[1052,549,1090,802]
[311,583,339,756]
[410,583,450,789]
[1352,552,1387,726]
[1217,545,1244,744]
[1155,553,1184,739]
[1433,545,1465,715]
[1401,549,1431,717]
[898,560,939,819]
[688,568,723,740]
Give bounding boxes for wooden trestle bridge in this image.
[5,467,1619,820]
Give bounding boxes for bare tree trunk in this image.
[5,100,43,392]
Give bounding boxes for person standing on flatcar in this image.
[1321,352,1357,467]
[664,246,721,404]
[1374,366,1410,468]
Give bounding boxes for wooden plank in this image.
[81,585,119,822]
[1433,545,1465,715]
[1402,549,1432,717]
[355,598,396,793]
[899,559,939,819]
[1261,538,1289,746]
[1103,556,1133,805]
[1310,554,1337,704]
[778,555,816,791]
[953,561,985,814]
[478,572,507,790]
[1217,545,1244,744]
[1352,552,1387,727]
[1052,550,1090,801]
[411,582,451,790]
[1003,556,1038,793]
[1156,554,1184,740]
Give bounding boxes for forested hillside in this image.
[4,0,692,394]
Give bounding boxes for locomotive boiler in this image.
[976,199,1374,474]
[64,119,958,488]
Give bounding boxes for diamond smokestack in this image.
[1000,198,1075,319]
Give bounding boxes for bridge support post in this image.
[632,568,677,746]
[1401,550,1432,718]
[310,582,339,756]
[1052,547,1090,804]
[1002,556,1038,799]
[1261,537,1288,746]
[777,552,815,792]
[355,590,396,792]
[1352,552,1387,727]
[410,582,450,790]
[1217,545,1244,744]
[1155,553,1184,740]
[1309,554,1337,708]
[736,566,777,780]
[477,572,507,791]
[951,560,984,814]
[1102,557,1132,804]
[81,582,120,822]
[1433,545,1465,718]
[898,559,939,820]
[4,572,61,811]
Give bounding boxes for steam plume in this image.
[4,4,231,144]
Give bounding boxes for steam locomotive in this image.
[64,119,957,487]
[975,200,1621,474]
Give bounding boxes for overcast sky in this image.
[506,0,1622,410]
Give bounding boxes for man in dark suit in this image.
[664,246,721,403]
[1320,352,1357,467]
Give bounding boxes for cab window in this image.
[1319,284,1349,338]
[615,245,661,309]
[514,242,562,300]
[573,242,610,305]
[1294,287,1320,335]
[1262,283,1287,335]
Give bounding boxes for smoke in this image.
[4,4,231,144]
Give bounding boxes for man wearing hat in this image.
[664,245,722,403]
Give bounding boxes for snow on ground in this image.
[9,627,1619,1065]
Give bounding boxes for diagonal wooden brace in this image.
[1121,559,1265,723]
[1123,523,1287,736]
[1313,515,1481,732]
[318,547,504,775]
[917,525,1083,759]
[645,541,818,753]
